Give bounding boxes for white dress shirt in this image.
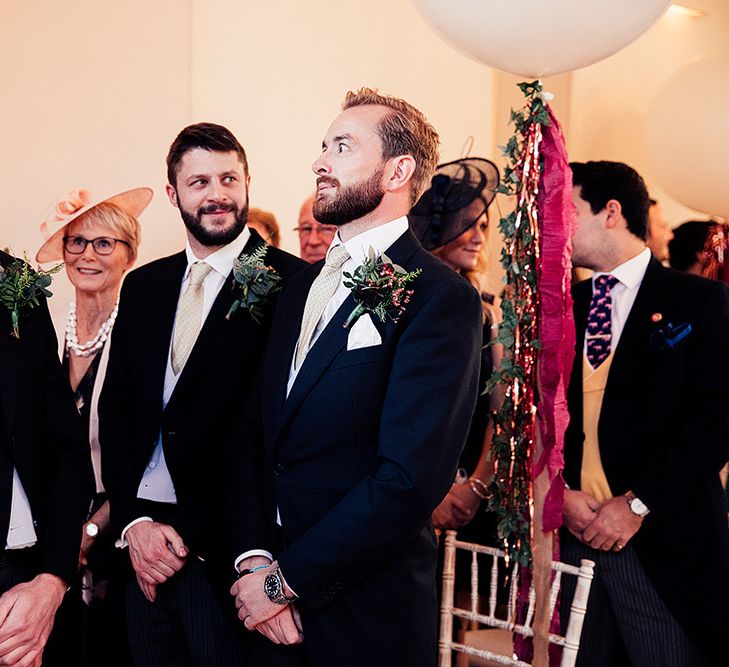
[585,246,651,354]
[120,229,250,544]
[6,469,37,549]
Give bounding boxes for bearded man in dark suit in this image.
[0,250,92,666]
[562,160,729,667]
[99,123,305,665]
[230,89,483,667]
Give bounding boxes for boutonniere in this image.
[342,247,421,329]
[226,244,282,324]
[0,253,63,338]
[649,320,693,351]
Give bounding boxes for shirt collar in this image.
[594,246,651,291]
[184,226,251,278]
[327,216,408,265]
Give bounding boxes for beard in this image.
[179,200,248,247]
[313,166,385,226]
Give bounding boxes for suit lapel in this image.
[142,253,187,405]
[273,228,422,439]
[0,314,18,437]
[607,258,665,389]
[275,292,355,437]
[169,232,265,401]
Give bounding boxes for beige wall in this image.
[1,0,494,325]
[1,1,727,325]
[565,0,729,226]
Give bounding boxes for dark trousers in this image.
[561,534,705,667]
[126,556,246,666]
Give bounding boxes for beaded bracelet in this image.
[468,477,490,500]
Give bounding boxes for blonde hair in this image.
[342,87,439,204]
[75,201,141,262]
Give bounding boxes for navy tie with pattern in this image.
[586,274,619,369]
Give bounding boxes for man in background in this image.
[295,194,336,262]
[563,160,729,666]
[646,198,673,264]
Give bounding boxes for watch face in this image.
[630,498,648,515]
[264,572,282,599]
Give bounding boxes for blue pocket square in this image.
[650,321,692,350]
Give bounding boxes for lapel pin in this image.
[651,312,663,323]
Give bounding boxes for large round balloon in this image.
[412,0,670,77]
[646,56,729,219]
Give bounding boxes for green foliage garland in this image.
[485,80,551,565]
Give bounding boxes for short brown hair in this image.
[166,122,248,187]
[342,88,439,204]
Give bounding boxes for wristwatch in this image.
[264,566,297,605]
[85,522,100,538]
[624,491,650,517]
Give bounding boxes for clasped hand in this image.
[230,560,303,646]
[563,490,643,552]
[0,573,67,667]
[126,521,188,602]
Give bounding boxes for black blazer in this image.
[99,231,305,566]
[0,250,92,585]
[564,257,729,664]
[232,230,483,667]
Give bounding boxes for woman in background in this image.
[36,186,152,665]
[409,157,502,536]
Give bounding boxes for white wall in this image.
[189,0,494,255]
[566,0,729,226]
[0,0,494,325]
[0,0,192,323]
[2,0,727,327]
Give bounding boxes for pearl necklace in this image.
[65,301,118,357]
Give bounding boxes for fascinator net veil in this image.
[409,157,500,251]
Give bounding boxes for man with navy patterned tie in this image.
[562,161,729,666]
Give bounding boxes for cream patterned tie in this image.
[171,262,213,375]
[295,244,350,368]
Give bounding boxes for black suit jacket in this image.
[99,231,305,570]
[233,230,483,666]
[0,250,92,585]
[564,257,729,663]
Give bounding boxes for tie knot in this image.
[594,274,619,293]
[325,244,350,269]
[189,262,212,286]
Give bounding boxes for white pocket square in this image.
[347,313,382,351]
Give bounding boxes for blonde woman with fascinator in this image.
[36,186,152,665]
[409,158,504,537]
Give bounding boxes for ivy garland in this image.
[485,80,551,565]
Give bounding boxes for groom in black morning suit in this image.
[99,124,305,665]
[230,89,483,667]
[0,250,92,665]
[562,161,729,667]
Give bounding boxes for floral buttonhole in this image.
[342,246,421,329]
[226,244,282,324]
[0,252,63,338]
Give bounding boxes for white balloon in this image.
[412,0,670,77]
[646,56,729,219]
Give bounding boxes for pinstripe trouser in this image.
[561,534,705,667]
[126,556,246,666]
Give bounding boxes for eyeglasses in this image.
[294,224,337,238]
[63,236,130,256]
